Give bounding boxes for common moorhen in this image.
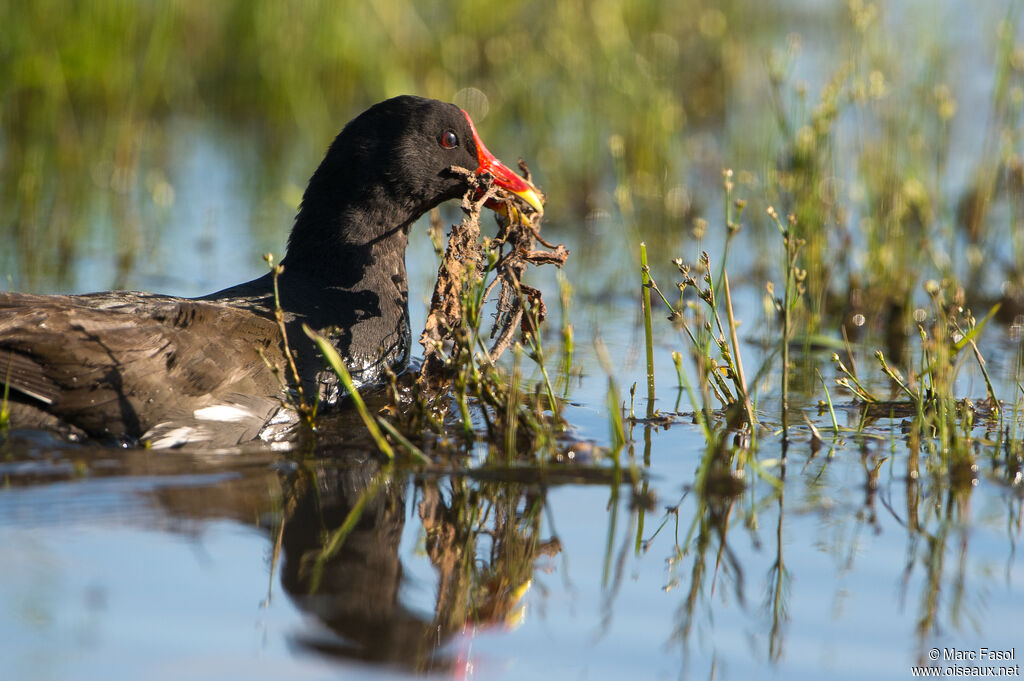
[0,95,542,448]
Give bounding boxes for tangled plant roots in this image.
[418,163,568,382]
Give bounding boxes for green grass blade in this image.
[303,324,394,460]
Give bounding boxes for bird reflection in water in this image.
[275,455,560,673]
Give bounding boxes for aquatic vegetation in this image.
[2,2,1024,679]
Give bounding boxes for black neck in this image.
[271,191,417,395]
[281,207,410,286]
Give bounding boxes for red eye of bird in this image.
[439,130,459,149]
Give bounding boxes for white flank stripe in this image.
[193,404,254,422]
[147,427,197,449]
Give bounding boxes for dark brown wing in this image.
[0,291,288,442]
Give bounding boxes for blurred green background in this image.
[1,0,1022,337]
[0,0,754,284]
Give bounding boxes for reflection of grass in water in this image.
[627,7,1023,662]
